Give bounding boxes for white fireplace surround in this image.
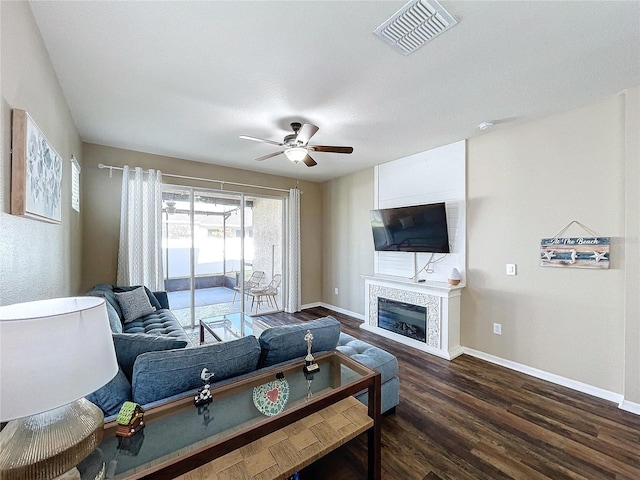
[362,275,463,360]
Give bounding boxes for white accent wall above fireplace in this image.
[374,140,466,284]
[365,140,465,359]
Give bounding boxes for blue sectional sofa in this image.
[85,284,399,418]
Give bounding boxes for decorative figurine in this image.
[303,330,319,376]
[115,402,145,438]
[194,368,214,409]
[303,330,320,400]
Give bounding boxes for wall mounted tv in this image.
[370,202,450,253]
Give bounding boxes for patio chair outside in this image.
[250,274,282,311]
[232,270,265,304]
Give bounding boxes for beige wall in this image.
[0,1,83,305]
[321,168,375,314]
[81,144,323,306]
[623,87,640,405]
[321,90,639,403]
[465,92,630,395]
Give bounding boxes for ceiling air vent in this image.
[374,0,457,55]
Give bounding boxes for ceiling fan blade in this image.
[255,151,284,162]
[240,135,283,147]
[302,154,317,167]
[308,145,353,154]
[295,124,319,144]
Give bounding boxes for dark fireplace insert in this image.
[377,297,426,342]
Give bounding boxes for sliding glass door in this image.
[162,186,284,329]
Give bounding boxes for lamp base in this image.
[0,398,104,480]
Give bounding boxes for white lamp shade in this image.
[284,147,308,162]
[0,297,118,421]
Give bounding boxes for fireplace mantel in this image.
[361,275,463,360]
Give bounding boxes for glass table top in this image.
[93,351,375,479]
[200,312,265,341]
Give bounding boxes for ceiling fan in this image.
[239,122,353,167]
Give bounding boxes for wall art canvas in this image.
[540,237,610,269]
[11,109,63,223]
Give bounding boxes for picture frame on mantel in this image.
[11,109,63,223]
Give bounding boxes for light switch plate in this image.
[506,264,517,276]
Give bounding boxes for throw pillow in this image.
[257,316,341,368]
[132,336,261,405]
[85,367,131,416]
[112,333,188,380]
[114,286,156,323]
[101,299,123,334]
[113,285,163,311]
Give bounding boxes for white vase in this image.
[448,267,462,285]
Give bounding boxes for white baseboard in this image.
[619,399,640,415]
[299,302,365,321]
[463,348,637,413]
[319,302,365,321]
[300,302,322,310]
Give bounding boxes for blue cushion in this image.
[86,367,131,416]
[132,336,261,405]
[257,316,341,368]
[86,284,123,320]
[121,309,190,342]
[337,332,399,384]
[104,300,123,334]
[113,333,188,380]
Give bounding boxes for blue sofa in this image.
[85,284,399,418]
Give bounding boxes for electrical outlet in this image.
[334,287,339,295]
[493,323,502,335]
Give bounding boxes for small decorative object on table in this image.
[253,371,290,416]
[194,368,214,409]
[303,330,320,400]
[115,402,145,438]
[303,330,320,376]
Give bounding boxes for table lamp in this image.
[0,296,118,480]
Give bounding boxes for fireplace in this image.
[377,297,427,342]
[362,275,463,360]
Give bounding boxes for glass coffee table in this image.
[199,312,264,343]
[90,351,381,479]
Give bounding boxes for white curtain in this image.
[285,188,301,313]
[116,166,164,291]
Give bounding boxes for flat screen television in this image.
[370,202,450,253]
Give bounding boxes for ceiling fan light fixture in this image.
[284,147,308,163]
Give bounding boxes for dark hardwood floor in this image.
[256,307,640,480]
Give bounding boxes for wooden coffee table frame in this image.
[102,351,382,480]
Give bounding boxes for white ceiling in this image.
[29,1,640,183]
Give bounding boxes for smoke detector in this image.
[374,0,457,55]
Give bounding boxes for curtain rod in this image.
[97,163,293,193]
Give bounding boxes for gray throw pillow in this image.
[112,333,188,380]
[114,286,156,323]
[113,285,163,310]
